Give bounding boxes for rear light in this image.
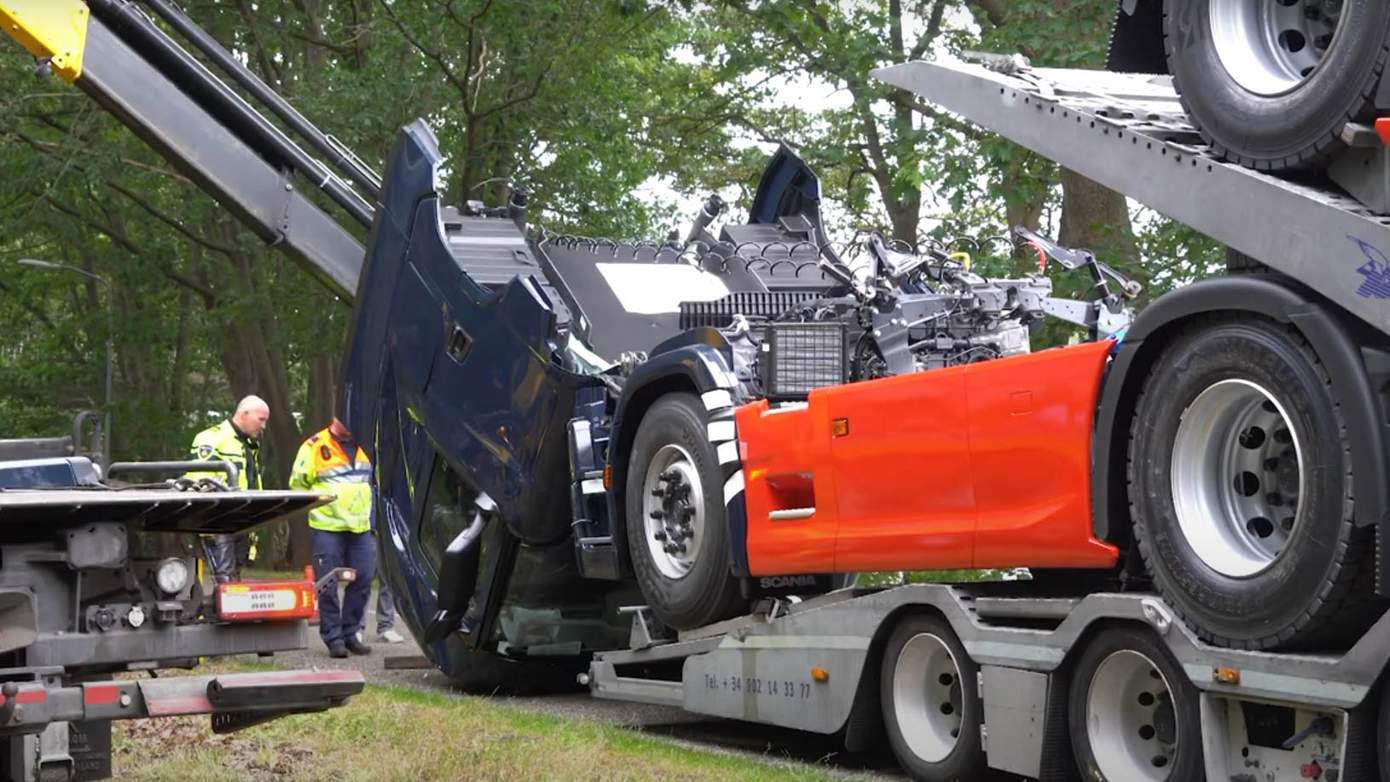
[216,577,316,622]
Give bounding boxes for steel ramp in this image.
[872,60,1390,339]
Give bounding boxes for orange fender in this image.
[736,341,1120,576]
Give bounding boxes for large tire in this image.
[879,615,987,782]
[1128,317,1380,649]
[1164,0,1390,171]
[1068,626,1204,781]
[624,393,743,630]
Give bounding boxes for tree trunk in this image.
[1058,169,1138,267]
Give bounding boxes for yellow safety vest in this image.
[289,428,373,533]
[186,419,261,490]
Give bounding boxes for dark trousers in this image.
[312,529,376,646]
[206,533,251,583]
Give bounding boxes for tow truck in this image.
[0,418,363,781]
[11,1,1390,780]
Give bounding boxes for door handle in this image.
[446,324,472,363]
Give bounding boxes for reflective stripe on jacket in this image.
[186,419,260,490]
[289,428,372,533]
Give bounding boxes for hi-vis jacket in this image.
[289,428,373,533]
[187,419,261,490]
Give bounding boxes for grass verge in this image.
[112,673,840,781]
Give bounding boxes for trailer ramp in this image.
[871,60,1390,339]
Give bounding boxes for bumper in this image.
[0,669,364,735]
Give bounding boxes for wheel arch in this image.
[606,330,739,578]
[1091,274,1390,590]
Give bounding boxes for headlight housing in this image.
[155,557,191,595]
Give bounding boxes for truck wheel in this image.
[1068,627,1203,781]
[625,393,743,630]
[1128,317,1377,649]
[1164,0,1390,171]
[879,615,986,782]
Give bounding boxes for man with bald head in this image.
[189,395,269,582]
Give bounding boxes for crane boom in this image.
[0,0,370,298]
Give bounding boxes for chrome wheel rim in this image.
[641,444,705,580]
[892,633,965,764]
[1210,0,1347,96]
[1171,379,1304,578]
[1087,650,1180,781]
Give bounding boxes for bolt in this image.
[1264,457,1282,471]
[650,488,665,498]
[1267,493,1284,507]
[649,510,665,520]
[1315,33,1334,49]
[653,531,667,542]
[660,470,680,482]
[1282,516,1296,531]
[681,507,696,520]
[119,693,131,707]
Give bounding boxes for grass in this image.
[111,668,841,782]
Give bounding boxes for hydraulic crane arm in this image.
[0,0,373,298]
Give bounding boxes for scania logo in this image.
[759,575,818,589]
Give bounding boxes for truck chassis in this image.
[585,60,1390,782]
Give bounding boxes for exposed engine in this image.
[703,232,1064,401]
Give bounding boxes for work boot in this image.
[345,636,371,656]
[327,641,348,659]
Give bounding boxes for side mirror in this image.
[421,493,493,644]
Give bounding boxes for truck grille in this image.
[679,292,822,329]
[761,322,848,399]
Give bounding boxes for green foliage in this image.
[0,1,1228,566]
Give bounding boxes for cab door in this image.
[824,367,977,572]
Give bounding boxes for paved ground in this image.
[255,596,1027,780]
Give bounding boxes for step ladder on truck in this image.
[584,57,1390,782]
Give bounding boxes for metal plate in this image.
[0,489,328,533]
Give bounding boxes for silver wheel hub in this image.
[892,633,965,764]
[1211,0,1346,96]
[641,444,705,580]
[1087,650,1179,781]
[1171,379,1304,578]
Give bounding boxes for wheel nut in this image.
[1267,493,1283,507]
[654,531,667,542]
[649,510,665,520]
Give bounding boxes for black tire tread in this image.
[1068,626,1204,781]
[1126,316,1379,650]
[625,393,744,630]
[879,614,987,782]
[1163,2,1390,172]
